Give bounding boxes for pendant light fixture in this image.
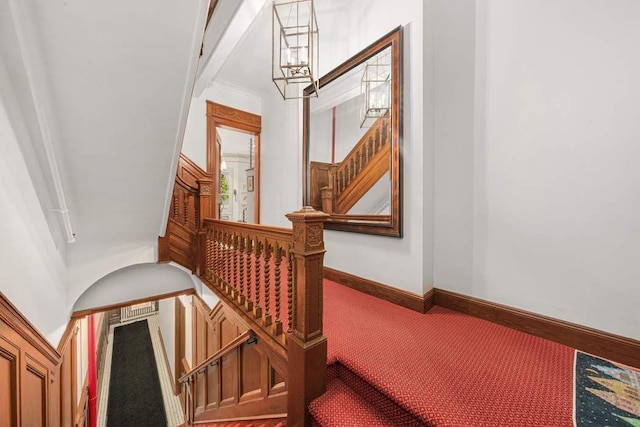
[360,49,391,127]
[272,0,319,99]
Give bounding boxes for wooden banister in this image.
[335,142,390,214]
[334,116,390,199]
[179,329,255,384]
[162,154,331,426]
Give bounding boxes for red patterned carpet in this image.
[310,280,575,426]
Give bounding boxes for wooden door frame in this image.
[206,101,261,224]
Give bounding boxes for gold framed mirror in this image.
[303,27,402,237]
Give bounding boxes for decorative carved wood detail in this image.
[207,102,262,131]
[284,207,330,426]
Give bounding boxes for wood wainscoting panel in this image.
[435,289,640,368]
[324,267,432,313]
[0,293,61,427]
[0,336,18,427]
[188,299,287,424]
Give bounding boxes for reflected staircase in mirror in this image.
[311,116,391,216]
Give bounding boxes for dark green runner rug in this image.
[107,319,167,427]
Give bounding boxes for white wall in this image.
[321,0,427,295]
[158,297,176,379]
[433,0,476,294]
[0,80,68,344]
[256,0,427,294]
[434,0,640,339]
[259,89,303,227]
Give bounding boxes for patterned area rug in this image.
[574,351,640,426]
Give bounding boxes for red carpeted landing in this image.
[311,280,575,426]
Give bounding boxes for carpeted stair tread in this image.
[322,279,575,426]
[189,421,283,427]
[309,377,397,426]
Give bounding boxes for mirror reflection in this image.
[303,27,402,237]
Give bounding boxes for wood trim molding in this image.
[434,289,640,369]
[57,318,79,354]
[323,267,432,313]
[206,101,261,224]
[0,292,60,364]
[322,270,639,367]
[157,325,176,395]
[206,101,262,132]
[71,288,195,319]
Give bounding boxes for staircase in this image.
[310,364,423,426]
[310,116,391,215]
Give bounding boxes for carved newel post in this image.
[195,178,214,277]
[197,178,214,228]
[285,207,330,427]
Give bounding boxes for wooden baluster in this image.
[245,237,254,311]
[232,233,239,298]
[223,231,229,291]
[213,228,220,286]
[206,228,213,281]
[350,158,355,182]
[253,240,263,318]
[238,234,246,304]
[375,127,382,152]
[368,137,374,159]
[382,119,389,146]
[285,207,330,427]
[287,247,293,334]
[227,231,234,294]
[172,192,178,218]
[273,244,283,335]
[182,191,189,225]
[219,230,225,286]
[193,192,199,228]
[263,239,272,326]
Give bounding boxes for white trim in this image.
[210,79,264,106]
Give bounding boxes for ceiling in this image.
[1,0,209,288]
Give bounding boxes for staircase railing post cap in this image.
[286,206,330,221]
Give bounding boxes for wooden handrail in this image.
[179,330,255,384]
[175,175,198,194]
[335,142,390,214]
[334,116,389,198]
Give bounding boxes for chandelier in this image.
[272,0,319,99]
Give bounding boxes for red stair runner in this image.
[312,279,575,426]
